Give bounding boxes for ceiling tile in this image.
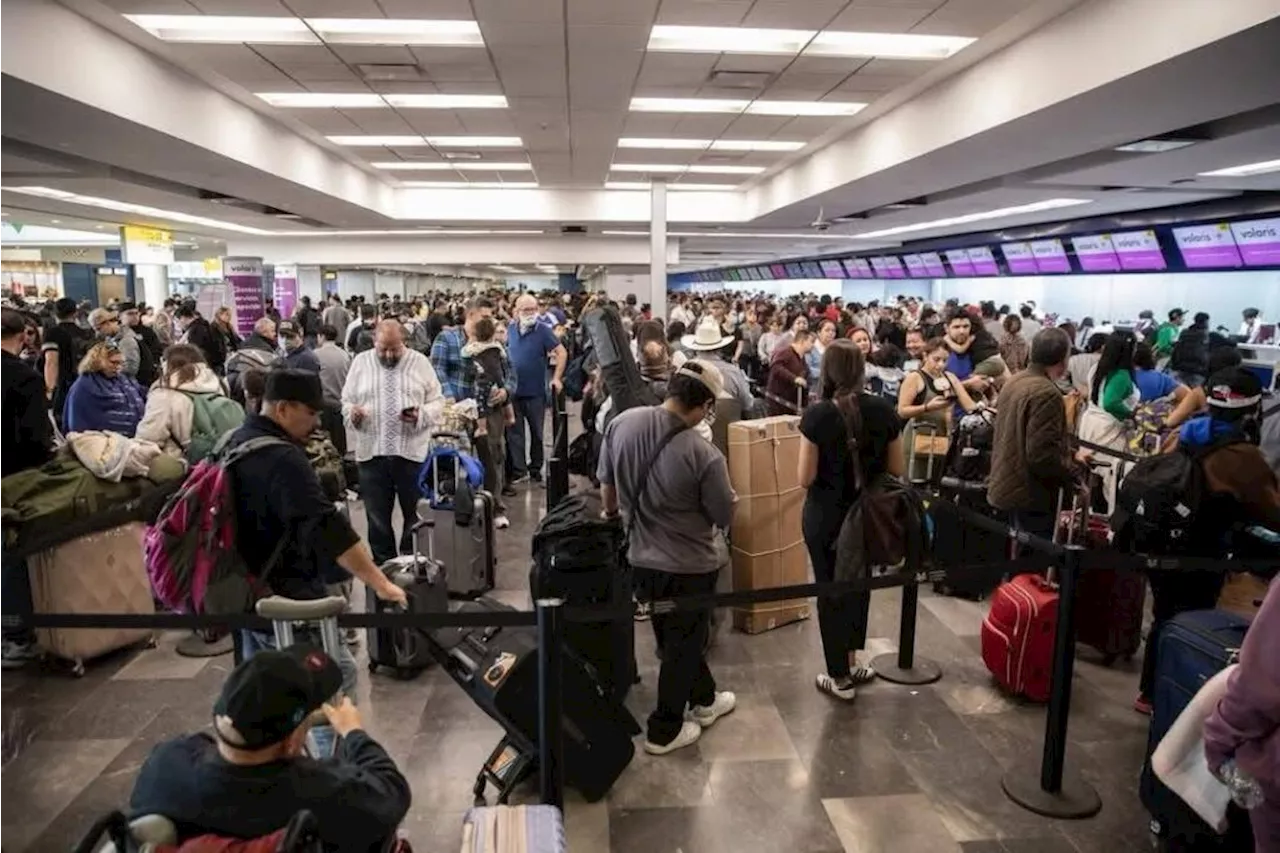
[291,110,364,134]
[637,66,710,88]
[288,65,363,83]
[347,110,419,133]
[100,0,200,13]
[329,46,417,65]
[655,0,750,25]
[186,0,291,12]
[859,57,936,77]
[568,0,662,26]
[496,53,569,97]
[742,0,847,28]
[841,70,917,91]
[622,113,684,135]
[713,54,793,73]
[766,71,849,98]
[456,112,519,134]
[365,80,440,93]
[473,0,564,26]
[786,55,870,75]
[377,0,474,17]
[641,52,721,73]
[422,61,499,83]
[283,0,384,15]
[252,45,344,66]
[671,114,738,136]
[827,3,938,32]
[912,0,1035,37]
[386,147,445,161]
[772,115,846,136]
[402,112,470,134]
[722,114,792,136]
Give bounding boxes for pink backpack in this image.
[144,436,288,614]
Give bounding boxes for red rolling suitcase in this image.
[981,572,1058,701]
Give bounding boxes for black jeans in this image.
[321,404,347,456]
[472,412,507,513]
[1139,569,1225,698]
[507,395,546,479]
[358,456,422,565]
[802,498,870,680]
[634,566,718,745]
[2,559,34,644]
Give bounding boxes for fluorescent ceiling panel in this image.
[712,139,806,152]
[327,135,522,147]
[258,93,384,108]
[630,98,862,116]
[7,187,274,235]
[383,94,507,109]
[306,19,482,46]
[646,26,973,60]
[605,182,739,191]
[327,135,429,146]
[610,164,763,174]
[850,198,1093,239]
[603,230,865,239]
[1113,139,1199,153]
[269,228,544,235]
[124,15,482,46]
[374,162,532,171]
[1197,158,1280,177]
[399,182,540,188]
[616,138,804,151]
[806,32,974,60]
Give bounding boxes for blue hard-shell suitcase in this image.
[1139,609,1252,850]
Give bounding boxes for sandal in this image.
[816,673,857,701]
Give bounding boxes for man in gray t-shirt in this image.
[597,360,738,756]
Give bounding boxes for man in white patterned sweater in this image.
[342,320,445,564]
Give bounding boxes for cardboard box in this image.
[731,540,811,634]
[727,416,802,498]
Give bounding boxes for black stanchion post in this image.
[1001,545,1101,818]
[536,597,566,810]
[871,576,942,685]
[547,389,570,510]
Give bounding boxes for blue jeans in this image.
[2,560,34,644]
[507,395,547,479]
[359,456,422,565]
[239,627,358,758]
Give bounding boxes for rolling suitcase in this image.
[426,597,640,803]
[929,479,1008,600]
[417,447,496,599]
[980,570,1058,701]
[1139,610,1253,849]
[1057,505,1147,664]
[461,805,566,853]
[29,523,156,676]
[367,518,449,679]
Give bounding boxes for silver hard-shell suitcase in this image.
[417,447,496,599]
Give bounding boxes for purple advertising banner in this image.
[903,254,927,278]
[224,256,264,337]
[1030,238,1071,273]
[820,259,845,278]
[846,258,873,278]
[1230,217,1280,267]
[966,246,999,276]
[869,257,890,278]
[920,252,946,277]
[945,250,976,276]
[1071,235,1121,272]
[274,263,298,321]
[1173,223,1243,269]
[1112,230,1167,271]
[882,256,907,279]
[1001,241,1038,274]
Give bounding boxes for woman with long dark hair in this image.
[1078,330,1139,512]
[797,339,904,700]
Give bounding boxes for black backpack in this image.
[945,408,997,483]
[1113,438,1241,555]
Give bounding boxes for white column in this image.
[135,263,169,307]
[649,180,668,322]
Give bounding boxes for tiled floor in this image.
[1,479,1160,853]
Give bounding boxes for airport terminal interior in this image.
[2,0,1279,851]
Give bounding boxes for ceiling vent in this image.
[356,63,425,81]
[560,225,587,235]
[706,70,773,90]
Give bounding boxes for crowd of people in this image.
[2,283,1278,850]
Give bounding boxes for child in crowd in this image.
[462,316,514,528]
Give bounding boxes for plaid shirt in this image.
[431,327,517,402]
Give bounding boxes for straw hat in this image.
[682,319,734,351]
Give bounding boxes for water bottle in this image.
[1220,759,1265,810]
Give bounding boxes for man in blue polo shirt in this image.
[507,293,567,484]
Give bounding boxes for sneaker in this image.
[501,485,518,498]
[530,472,544,484]
[510,474,530,486]
[643,720,702,755]
[816,673,857,702]
[1133,694,1153,716]
[634,600,652,622]
[495,514,511,530]
[688,691,736,728]
[1,640,39,669]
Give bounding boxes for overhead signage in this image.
[1001,241,1037,274]
[945,250,976,276]
[902,254,927,278]
[919,252,946,277]
[966,246,999,275]
[1111,230,1166,271]
[882,256,906,279]
[1071,234,1120,272]
[120,225,174,265]
[1229,217,1280,267]
[820,259,845,278]
[1172,223,1242,269]
[1030,238,1070,273]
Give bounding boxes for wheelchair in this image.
[75,809,323,852]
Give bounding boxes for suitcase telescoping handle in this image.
[410,516,435,562]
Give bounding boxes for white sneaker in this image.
[643,720,702,755]
[495,514,510,530]
[688,691,736,728]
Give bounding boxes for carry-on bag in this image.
[368,518,449,679]
[426,597,640,803]
[530,493,634,700]
[580,305,660,428]
[944,407,997,484]
[929,479,1008,600]
[1139,609,1253,848]
[461,805,566,853]
[1056,502,1147,664]
[29,522,156,676]
[418,440,496,599]
[980,568,1058,702]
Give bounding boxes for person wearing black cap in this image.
[278,320,321,373]
[222,369,407,754]
[41,296,93,425]
[129,644,411,850]
[120,300,161,387]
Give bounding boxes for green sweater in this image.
[1154,323,1180,356]
[1098,370,1136,421]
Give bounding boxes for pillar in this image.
[135,263,169,307]
[649,179,668,322]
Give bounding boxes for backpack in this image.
[182,392,246,464]
[945,408,997,483]
[303,428,346,501]
[144,436,290,615]
[1126,399,1176,457]
[1112,439,1241,556]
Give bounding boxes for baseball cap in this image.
[212,644,342,750]
[87,307,118,330]
[277,320,301,337]
[116,301,137,313]
[1204,368,1263,410]
[54,297,78,316]
[1168,308,1186,320]
[674,359,725,399]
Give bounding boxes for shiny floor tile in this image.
[110,631,216,681]
[919,595,988,638]
[824,794,963,853]
[0,738,131,852]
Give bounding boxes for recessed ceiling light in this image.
[50,219,61,224]
[399,182,540,189]
[426,136,522,147]
[125,15,317,44]
[711,139,806,152]
[648,25,814,55]
[1114,138,1201,153]
[270,228,544,235]
[1197,158,1280,178]
[850,198,1093,239]
[806,31,974,60]
[374,161,532,171]
[616,138,804,152]
[602,230,866,239]
[6,187,275,235]
[383,94,507,109]
[629,97,862,116]
[258,93,384,108]
[610,164,763,175]
[328,135,429,146]
[605,182,739,191]
[306,19,482,46]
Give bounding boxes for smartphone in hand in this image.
[399,406,418,423]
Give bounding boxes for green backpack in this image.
[184,392,246,464]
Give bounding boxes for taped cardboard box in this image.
[728,416,810,633]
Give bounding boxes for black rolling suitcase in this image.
[580,306,659,425]
[530,493,635,701]
[367,518,449,679]
[427,597,640,803]
[929,478,1008,599]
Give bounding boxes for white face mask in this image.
[519,314,538,331]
